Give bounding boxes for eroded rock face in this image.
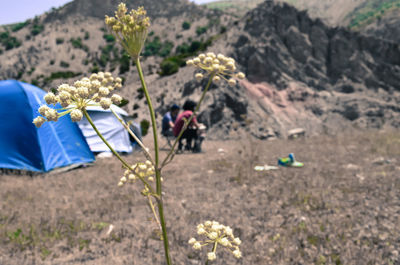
[203,1,400,138]
[234,2,400,92]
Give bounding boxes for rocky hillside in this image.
[0,0,231,117]
[0,0,399,140]
[164,1,400,139]
[278,0,400,43]
[204,0,400,42]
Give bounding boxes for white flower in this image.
[197,227,206,235]
[236,72,245,79]
[195,73,203,81]
[207,252,216,261]
[99,87,110,97]
[233,237,241,245]
[38,105,50,116]
[44,92,56,105]
[100,98,112,110]
[33,116,46,128]
[70,109,83,122]
[220,237,229,246]
[228,78,236,87]
[77,86,89,98]
[188,238,196,245]
[45,109,58,121]
[233,249,242,258]
[111,94,122,105]
[208,232,218,240]
[193,242,202,250]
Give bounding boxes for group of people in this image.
[161,100,205,153]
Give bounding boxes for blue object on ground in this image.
[278,153,304,167]
[0,80,95,172]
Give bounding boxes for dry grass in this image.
[0,129,399,264]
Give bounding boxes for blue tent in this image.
[0,80,95,172]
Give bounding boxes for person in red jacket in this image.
[173,100,200,152]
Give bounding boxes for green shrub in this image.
[176,43,190,54]
[31,24,44,36]
[103,34,115,43]
[136,87,144,100]
[119,52,130,74]
[90,65,100,73]
[196,26,207,35]
[47,71,80,80]
[118,98,129,108]
[0,31,21,50]
[84,31,90,40]
[159,41,174,57]
[56,38,64,44]
[4,37,21,50]
[0,48,3,55]
[182,21,191,30]
[140,119,150,137]
[11,21,29,32]
[70,37,83,49]
[159,59,179,76]
[143,36,162,56]
[60,61,70,68]
[27,68,35,75]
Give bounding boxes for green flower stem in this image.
[147,195,162,231]
[109,108,154,164]
[161,74,215,168]
[135,57,159,166]
[205,242,218,265]
[135,57,172,265]
[83,109,154,194]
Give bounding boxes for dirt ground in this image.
[1,129,400,265]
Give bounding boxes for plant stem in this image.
[83,109,154,193]
[161,74,215,168]
[147,195,162,231]
[205,242,218,265]
[135,58,172,265]
[135,58,159,166]
[83,109,132,169]
[109,108,154,164]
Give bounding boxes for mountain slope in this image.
[278,0,400,42]
[186,1,400,139]
[0,0,399,140]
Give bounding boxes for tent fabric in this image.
[78,105,133,153]
[0,80,95,172]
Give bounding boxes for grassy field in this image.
[1,129,400,264]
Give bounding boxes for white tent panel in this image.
[78,108,132,153]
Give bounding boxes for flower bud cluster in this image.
[33,72,123,128]
[105,4,150,59]
[186,53,245,87]
[188,220,242,261]
[118,160,160,187]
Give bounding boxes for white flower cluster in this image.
[33,72,123,128]
[186,53,245,87]
[118,160,161,187]
[188,220,242,261]
[105,4,150,59]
